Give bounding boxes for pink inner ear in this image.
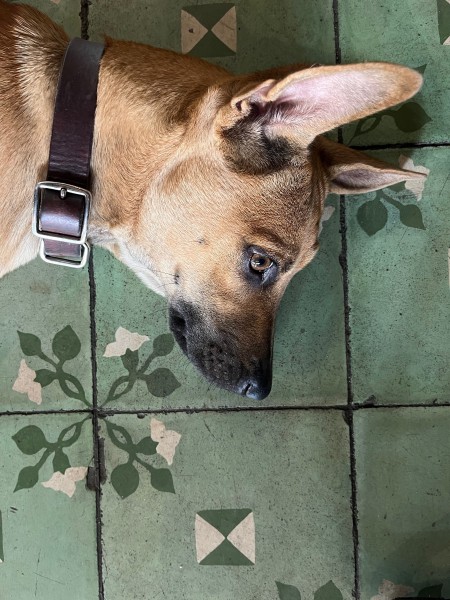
[268,71,385,124]
[256,65,422,135]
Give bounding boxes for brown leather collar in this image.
[33,38,104,268]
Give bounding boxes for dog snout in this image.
[169,305,188,353]
[169,300,273,400]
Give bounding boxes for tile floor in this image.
[1,0,450,599]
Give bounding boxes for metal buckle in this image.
[33,181,91,269]
[38,240,90,269]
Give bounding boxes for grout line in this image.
[350,141,450,151]
[0,409,91,417]
[1,401,450,418]
[80,0,90,40]
[339,195,353,406]
[89,251,105,600]
[346,408,361,600]
[81,0,103,593]
[332,0,342,66]
[333,0,360,597]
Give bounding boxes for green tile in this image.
[0,260,92,411]
[93,195,346,409]
[89,0,335,72]
[100,411,354,599]
[0,414,98,599]
[355,408,450,598]
[346,147,450,404]
[8,0,82,38]
[339,0,448,145]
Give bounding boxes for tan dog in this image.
[0,1,425,399]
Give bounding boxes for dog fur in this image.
[0,1,425,399]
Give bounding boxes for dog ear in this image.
[316,137,427,194]
[220,63,422,145]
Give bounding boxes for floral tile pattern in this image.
[0,261,92,411]
[0,414,97,598]
[1,0,450,599]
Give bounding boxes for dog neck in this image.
[89,40,230,247]
[0,1,229,275]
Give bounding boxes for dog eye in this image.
[250,253,273,272]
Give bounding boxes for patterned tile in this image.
[0,414,98,599]
[0,261,92,411]
[339,0,450,145]
[346,147,450,404]
[181,4,236,57]
[93,195,346,410]
[89,0,335,72]
[355,408,450,598]
[100,411,354,599]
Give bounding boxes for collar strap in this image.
[33,38,104,268]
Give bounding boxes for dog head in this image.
[93,53,425,399]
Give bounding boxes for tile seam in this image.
[350,141,450,151]
[333,0,360,597]
[80,0,90,40]
[2,401,450,418]
[89,257,104,600]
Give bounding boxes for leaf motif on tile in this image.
[437,0,450,44]
[53,449,71,474]
[14,465,40,492]
[12,425,48,455]
[110,463,140,499]
[370,579,414,600]
[348,66,430,142]
[144,368,181,397]
[52,326,81,363]
[17,331,43,357]
[12,360,42,405]
[41,467,88,498]
[150,418,181,465]
[103,327,149,357]
[101,332,179,406]
[144,464,175,494]
[276,582,302,600]
[314,581,343,600]
[12,418,90,494]
[15,328,89,407]
[388,102,432,133]
[357,168,427,237]
[104,418,178,498]
[152,333,175,357]
[417,584,444,598]
[357,198,388,236]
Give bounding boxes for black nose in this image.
[238,362,272,401]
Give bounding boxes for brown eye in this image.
[250,253,273,272]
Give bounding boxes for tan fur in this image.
[0,1,426,398]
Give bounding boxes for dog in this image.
[0,1,426,400]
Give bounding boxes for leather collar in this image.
[33,38,104,268]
